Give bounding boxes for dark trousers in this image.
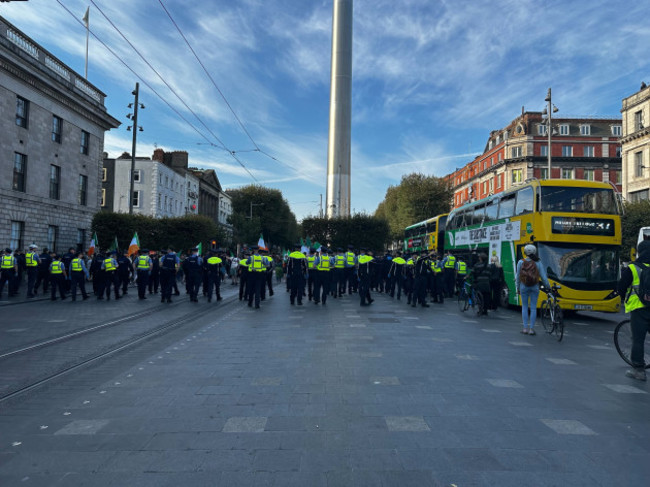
[313,271,331,304]
[307,274,314,300]
[137,270,149,299]
[70,272,88,300]
[148,272,160,293]
[630,306,650,368]
[101,271,119,299]
[0,270,16,297]
[26,268,38,297]
[207,273,221,301]
[412,275,428,306]
[390,276,403,299]
[359,275,371,305]
[433,274,445,303]
[405,276,414,303]
[344,268,354,293]
[444,269,455,297]
[266,271,274,297]
[188,273,202,301]
[160,270,175,300]
[239,272,248,300]
[290,274,305,304]
[50,274,66,299]
[119,273,130,293]
[35,270,49,294]
[248,271,264,307]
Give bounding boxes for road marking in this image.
[541,419,596,435]
[487,379,523,388]
[481,329,502,333]
[546,358,577,365]
[509,341,533,347]
[603,384,647,394]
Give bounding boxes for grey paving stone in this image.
[385,416,431,432]
[540,419,597,435]
[253,449,301,472]
[54,419,110,435]
[222,417,267,433]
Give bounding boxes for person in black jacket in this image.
[470,252,491,315]
[148,250,160,294]
[487,255,505,310]
[35,248,52,295]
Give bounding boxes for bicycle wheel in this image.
[457,291,468,312]
[614,319,650,369]
[540,300,553,334]
[474,290,485,316]
[551,304,564,342]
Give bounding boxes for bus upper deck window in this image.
[515,187,534,215]
[498,194,516,219]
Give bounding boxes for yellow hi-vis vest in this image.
[457,261,467,275]
[317,257,331,271]
[345,251,355,266]
[433,261,443,274]
[626,263,649,313]
[207,256,222,265]
[26,252,38,267]
[307,256,316,269]
[136,255,150,269]
[71,258,83,272]
[251,255,266,272]
[334,255,345,268]
[1,255,15,269]
[104,258,116,272]
[444,256,456,269]
[51,261,64,274]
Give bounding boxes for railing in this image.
[74,77,101,102]
[6,27,38,58]
[45,55,70,80]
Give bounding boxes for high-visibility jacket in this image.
[316,257,331,271]
[433,261,443,274]
[104,258,117,272]
[345,251,355,266]
[1,255,15,269]
[207,257,222,265]
[457,261,467,275]
[250,255,266,272]
[50,261,64,274]
[334,255,346,269]
[288,251,306,259]
[136,255,150,269]
[26,252,38,267]
[307,256,316,270]
[625,263,649,313]
[444,255,456,269]
[71,258,83,272]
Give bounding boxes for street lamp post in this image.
[543,88,558,179]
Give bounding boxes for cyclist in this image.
[515,244,550,335]
[469,252,491,315]
[617,239,650,381]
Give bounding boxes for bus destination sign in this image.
[551,217,615,236]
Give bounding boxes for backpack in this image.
[519,259,540,287]
[632,263,650,306]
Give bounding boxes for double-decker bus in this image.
[404,214,448,254]
[444,180,622,312]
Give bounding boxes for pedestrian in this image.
[49,253,67,300]
[0,248,17,298]
[287,244,307,305]
[117,252,133,295]
[185,247,203,302]
[205,251,225,303]
[61,247,76,293]
[245,246,268,308]
[230,254,239,285]
[442,251,457,298]
[148,250,160,294]
[455,257,468,296]
[404,254,415,305]
[343,245,357,294]
[470,252,491,315]
[14,249,25,295]
[617,239,650,381]
[307,248,317,301]
[35,247,52,296]
[90,248,104,296]
[431,253,445,304]
[160,247,180,303]
[100,251,120,300]
[134,249,152,300]
[25,244,40,298]
[262,249,274,299]
[69,251,90,301]
[238,251,250,301]
[412,250,430,307]
[275,256,284,284]
[388,252,406,299]
[515,244,550,335]
[488,255,504,310]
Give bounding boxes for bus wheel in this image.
[499,284,511,308]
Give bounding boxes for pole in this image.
[547,87,552,178]
[129,82,139,215]
[83,7,89,79]
[249,201,252,220]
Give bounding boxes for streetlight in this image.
[542,87,559,179]
[248,202,264,219]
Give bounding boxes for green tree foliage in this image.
[91,213,226,254]
[622,200,650,259]
[374,173,453,241]
[226,185,299,249]
[301,214,390,251]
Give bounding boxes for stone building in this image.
[447,111,622,209]
[0,16,119,252]
[621,82,650,202]
[188,168,233,236]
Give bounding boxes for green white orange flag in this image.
[257,234,267,250]
[196,242,202,256]
[88,232,98,256]
[127,232,140,256]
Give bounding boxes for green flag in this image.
[108,236,119,252]
[196,242,202,256]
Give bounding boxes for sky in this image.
[2,0,650,220]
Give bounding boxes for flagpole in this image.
[83,7,89,79]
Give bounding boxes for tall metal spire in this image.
[325,0,353,218]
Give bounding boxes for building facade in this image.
[189,168,233,235]
[447,111,622,209]
[0,16,119,252]
[621,82,650,202]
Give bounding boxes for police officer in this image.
[358,248,374,306]
[185,247,203,302]
[206,250,225,303]
[442,251,457,298]
[35,247,52,296]
[148,250,160,294]
[69,251,90,301]
[431,253,445,304]
[307,248,317,301]
[0,248,17,298]
[456,257,468,296]
[404,253,415,305]
[100,251,120,300]
[412,250,430,307]
[90,248,105,297]
[160,247,180,303]
[61,247,76,293]
[388,252,406,300]
[245,246,268,309]
[262,249,274,299]
[344,245,358,294]
[25,244,41,298]
[332,248,345,298]
[117,252,134,295]
[49,254,67,300]
[313,247,334,305]
[135,249,152,300]
[287,244,307,305]
[239,251,251,301]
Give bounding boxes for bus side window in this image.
[515,186,534,215]
[498,194,516,219]
[473,204,486,224]
[485,199,498,221]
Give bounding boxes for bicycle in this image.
[540,284,564,341]
[614,318,650,369]
[458,280,485,316]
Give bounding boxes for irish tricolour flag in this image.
[127,232,140,256]
[88,232,98,256]
[257,234,267,251]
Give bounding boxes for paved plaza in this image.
[1,286,649,486]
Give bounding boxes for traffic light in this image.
[210,239,217,251]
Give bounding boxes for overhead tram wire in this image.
[157,0,304,175]
[86,0,258,183]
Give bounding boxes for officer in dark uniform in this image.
[412,250,430,307]
[148,250,160,294]
[287,244,307,305]
[185,247,203,302]
[358,248,374,306]
[431,253,445,304]
[262,248,274,299]
[134,249,152,300]
[100,251,120,300]
[405,254,415,305]
[313,247,334,305]
[239,251,250,301]
[61,247,76,293]
[388,252,406,300]
[0,248,17,298]
[25,244,41,298]
[307,248,316,301]
[90,249,104,296]
[117,252,133,295]
[343,245,357,294]
[245,246,268,308]
[160,247,179,303]
[206,250,224,302]
[49,254,67,300]
[69,251,90,301]
[35,247,52,295]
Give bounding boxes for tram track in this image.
[0,294,238,404]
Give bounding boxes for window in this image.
[76,229,85,252]
[16,96,29,128]
[80,130,89,155]
[78,175,88,206]
[489,178,494,193]
[49,164,61,200]
[584,146,595,157]
[511,146,522,158]
[616,146,621,158]
[51,115,63,143]
[101,188,106,207]
[629,189,649,203]
[498,153,503,162]
[132,191,140,208]
[584,169,595,181]
[498,194,516,219]
[611,125,621,136]
[10,221,24,251]
[515,186,535,214]
[635,151,644,177]
[635,111,644,131]
[562,145,573,157]
[485,199,498,221]
[129,170,141,182]
[496,173,502,188]
[540,168,549,179]
[540,186,617,214]
[47,225,58,253]
[490,157,494,166]
[512,169,523,184]
[158,194,162,209]
[540,145,548,157]
[614,170,622,183]
[559,124,569,135]
[561,168,574,179]
[165,176,168,188]
[580,124,591,136]
[537,125,548,136]
[13,152,26,192]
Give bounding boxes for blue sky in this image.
[2,0,649,219]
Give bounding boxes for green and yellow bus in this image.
[444,180,622,312]
[404,214,448,254]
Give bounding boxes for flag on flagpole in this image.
[108,236,119,253]
[82,6,89,27]
[195,242,202,256]
[127,232,140,256]
[82,7,89,79]
[257,234,267,251]
[88,232,98,256]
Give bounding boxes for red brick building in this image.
[446,111,622,209]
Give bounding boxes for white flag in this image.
[82,7,89,28]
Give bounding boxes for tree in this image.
[622,200,650,259]
[374,173,453,241]
[226,185,299,249]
